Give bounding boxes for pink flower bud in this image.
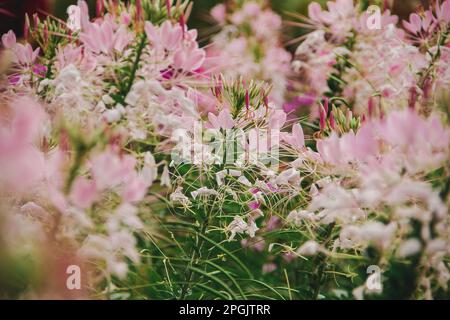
[329,112,336,130]
[136,0,143,23]
[166,0,171,18]
[24,16,30,40]
[179,13,185,37]
[346,109,352,127]
[245,89,250,110]
[408,87,417,109]
[96,0,104,17]
[423,78,431,100]
[33,14,39,30]
[368,97,375,118]
[43,24,49,43]
[323,97,329,113]
[319,105,326,131]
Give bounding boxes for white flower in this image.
[361,222,397,250]
[237,176,252,186]
[160,165,171,187]
[227,216,248,241]
[140,152,158,186]
[170,187,191,206]
[397,238,422,258]
[227,216,259,241]
[287,210,318,225]
[309,184,319,197]
[228,169,242,177]
[339,222,397,250]
[246,218,259,238]
[54,64,83,92]
[297,240,320,256]
[102,94,115,105]
[215,170,227,186]
[108,203,143,232]
[191,187,220,199]
[67,5,82,31]
[275,168,301,186]
[103,108,122,123]
[426,239,446,255]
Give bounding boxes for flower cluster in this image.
[292,0,449,117]
[207,1,292,106]
[0,0,448,300]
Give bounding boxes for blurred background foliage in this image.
[0,0,431,49]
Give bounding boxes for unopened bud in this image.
[166,0,171,18]
[329,112,336,130]
[96,0,104,17]
[319,105,326,131]
[245,89,250,110]
[24,14,31,40]
[136,0,143,23]
[179,13,186,37]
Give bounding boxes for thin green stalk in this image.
[311,222,335,300]
[179,219,209,299]
[121,34,147,100]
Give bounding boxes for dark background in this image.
[0,0,431,52]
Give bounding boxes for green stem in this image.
[121,34,147,101]
[418,26,448,90]
[311,223,335,300]
[179,219,209,300]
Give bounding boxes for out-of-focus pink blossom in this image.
[317,124,378,166]
[173,46,206,72]
[80,18,133,55]
[262,262,277,273]
[70,177,98,209]
[0,98,47,193]
[207,109,235,130]
[268,110,286,129]
[281,124,305,150]
[211,4,226,24]
[1,29,16,48]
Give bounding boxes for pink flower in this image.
[122,175,147,203]
[268,109,286,129]
[120,12,132,26]
[248,201,260,210]
[436,0,450,23]
[281,123,305,149]
[402,13,425,35]
[241,237,265,252]
[211,4,226,24]
[8,42,40,65]
[80,19,132,55]
[55,44,89,71]
[0,98,47,193]
[378,109,449,171]
[283,252,296,263]
[317,124,378,166]
[70,176,98,209]
[308,0,355,25]
[265,216,281,232]
[262,262,277,274]
[1,30,16,48]
[308,2,323,23]
[173,46,206,72]
[91,150,137,190]
[145,20,182,51]
[90,148,149,203]
[20,44,40,65]
[207,109,234,130]
[242,2,261,16]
